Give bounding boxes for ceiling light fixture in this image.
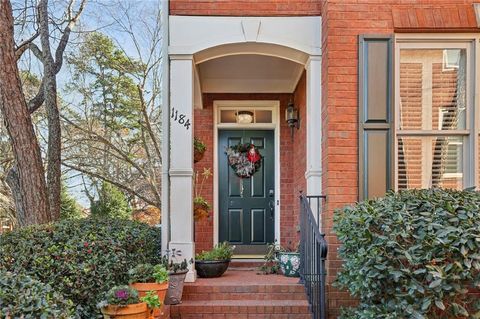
[236,110,254,124]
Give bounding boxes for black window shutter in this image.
[358,35,394,200]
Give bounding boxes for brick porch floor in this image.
[170,269,311,318]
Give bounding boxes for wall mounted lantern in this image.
[285,101,299,138]
[236,110,254,124]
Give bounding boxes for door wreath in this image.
[226,143,263,178]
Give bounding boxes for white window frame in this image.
[394,35,478,190]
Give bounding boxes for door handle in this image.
[269,200,275,219]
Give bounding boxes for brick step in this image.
[170,300,311,317]
[183,284,304,295]
[171,314,311,319]
[184,292,307,301]
[228,260,265,270]
[228,259,265,268]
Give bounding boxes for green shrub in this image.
[128,264,169,284]
[0,218,161,318]
[334,189,480,319]
[196,242,235,261]
[0,271,73,319]
[97,285,140,308]
[140,290,162,315]
[194,137,206,153]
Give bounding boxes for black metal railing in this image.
[299,194,328,319]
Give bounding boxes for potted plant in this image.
[98,285,148,319]
[161,249,192,305]
[140,291,162,319]
[195,242,235,278]
[194,137,206,163]
[128,264,169,317]
[193,168,212,221]
[258,242,282,275]
[277,241,300,277]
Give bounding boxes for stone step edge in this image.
[182,292,307,300]
[171,303,310,314]
[183,288,304,294]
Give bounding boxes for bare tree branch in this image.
[62,162,158,207]
[15,30,39,60]
[137,84,162,162]
[61,115,149,180]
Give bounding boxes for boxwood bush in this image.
[334,189,480,319]
[0,218,161,318]
[0,271,73,318]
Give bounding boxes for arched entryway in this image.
[164,15,322,282]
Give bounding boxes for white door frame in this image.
[213,100,281,250]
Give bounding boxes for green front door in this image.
[218,130,275,255]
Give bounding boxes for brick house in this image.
[161,1,480,317]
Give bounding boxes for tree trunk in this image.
[0,0,50,226]
[39,0,61,221]
[45,75,61,221]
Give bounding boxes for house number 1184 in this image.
[171,107,191,130]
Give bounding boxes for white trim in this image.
[169,16,322,57]
[305,56,323,200]
[168,56,196,282]
[395,33,480,41]
[161,0,170,255]
[194,42,310,65]
[475,38,480,189]
[213,100,281,248]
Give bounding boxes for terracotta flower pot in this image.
[194,202,209,220]
[194,148,205,163]
[101,302,148,319]
[165,270,188,305]
[130,282,168,318]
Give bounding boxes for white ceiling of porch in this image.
[197,54,305,93]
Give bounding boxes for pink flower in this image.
[115,290,129,299]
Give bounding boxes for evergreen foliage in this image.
[334,189,480,319]
[60,182,83,220]
[0,218,161,317]
[91,181,131,219]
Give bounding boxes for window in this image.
[396,41,475,190]
[218,108,273,125]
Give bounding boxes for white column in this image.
[160,0,170,258]
[305,55,323,197]
[169,54,196,282]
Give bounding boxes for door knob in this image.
[268,189,274,197]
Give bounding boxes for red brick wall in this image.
[170,0,321,16]
[193,104,214,253]
[321,1,479,317]
[292,72,307,242]
[194,92,306,253]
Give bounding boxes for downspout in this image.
[160,0,170,254]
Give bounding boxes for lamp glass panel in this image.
[220,110,236,123]
[255,110,272,123]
